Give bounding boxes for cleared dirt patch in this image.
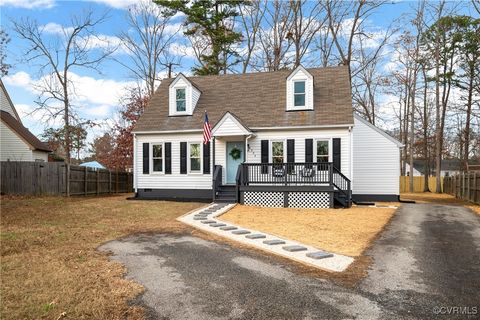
[219,205,396,257]
[0,194,203,320]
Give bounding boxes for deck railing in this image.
[236,162,352,207]
[239,162,333,185]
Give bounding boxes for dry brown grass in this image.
[219,205,396,257]
[0,194,203,320]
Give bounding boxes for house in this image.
[132,66,403,208]
[80,161,106,170]
[0,80,51,162]
[405,159,479,177]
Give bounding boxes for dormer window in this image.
[169,73,202,116]
[294,81,306,107]
[176,88,186,112]
[286,65,313,111]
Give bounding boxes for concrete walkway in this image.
[99,203,480,319]
[178,203,354,272]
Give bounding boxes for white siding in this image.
[135,132,212,190]
[352,117,401,195]
[0,120,33,161]
[192,86,201,110]
[246,128,351,178]
[214,117,247,136]
[1,85,18,120]
[32,150,48,162]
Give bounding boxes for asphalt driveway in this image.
[99,204,480,320]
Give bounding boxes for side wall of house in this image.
[352,117,401,200]
[0,120,34,161]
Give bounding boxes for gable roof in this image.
[0,110,51,152]
[0,79,21,122]
[134,66,353,133]
[212,111,252,136]
[354,113,404,148]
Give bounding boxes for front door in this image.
[226,141,245,184]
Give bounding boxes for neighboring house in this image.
[405,159,479,177]
[79,161,106,169]
[133,66,403,208]
[0,80,51,162]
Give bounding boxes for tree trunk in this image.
[422,66,430,192]
[434,26,442,193]
[463,63,474,170]
[409,70,416,193]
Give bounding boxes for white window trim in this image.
[150,142,165,174]
[293,80,307,108]
[315,138,332,163]
[188,142,203,174]
[270,140,286,163]
[174,87,188,114]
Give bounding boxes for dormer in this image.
[169,73,201,116]
[286,65,314,111]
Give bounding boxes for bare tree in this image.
[255,0,293,71]
[238,0,266,73]
[118,1,179,96]
[287,0,326,68]
[12,10,114,163]
[325,0,387,76]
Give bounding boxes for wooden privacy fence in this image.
[399,176,443,193]
[443,172,479,204]
[1,161,133,196]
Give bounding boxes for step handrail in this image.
[331,165,352,207]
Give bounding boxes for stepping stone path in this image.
[220,226,237,231]
[263,239,286,245]
[245,234,266,239]
[282,245,307,252]
[232,230,251,235]
[306,251,334,260]
[210,223,226,227]
[178,202,353,272]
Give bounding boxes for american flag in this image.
[203,111,212,144]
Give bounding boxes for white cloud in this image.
[78,34,128,55]
[3,71,32,87]
[0,0,55,9]
[83,104,111,117]
[41,22,74,35]
[84,0,138,9]
[168,42,196,59]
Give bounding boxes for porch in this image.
[213,162,352,208]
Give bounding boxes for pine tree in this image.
[154,0,245,75]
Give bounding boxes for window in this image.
[189,143,201,172]
[271,141,284,164]
[294,81,306,107]
[176,88,186,112]
[152,144,163,172]
[316,140,329,162]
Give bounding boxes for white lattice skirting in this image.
[288,192,330,208]
[243,191,331,208]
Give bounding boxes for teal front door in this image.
[226,141,245,184]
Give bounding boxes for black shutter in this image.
[142,143,149,174]
[333,138,341,171]
[261,140,269,174]
[165,142,172,174]
[180,142,187,174]
[203,142,210,174]
[305,139,313,169]
[287,139,295,173]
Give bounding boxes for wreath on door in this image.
[229,146,242,160]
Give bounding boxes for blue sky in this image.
[0,0,476,145]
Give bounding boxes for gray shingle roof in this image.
[134,66,353,133]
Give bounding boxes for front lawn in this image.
[219,205,397,257]
[0,195,203,320]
